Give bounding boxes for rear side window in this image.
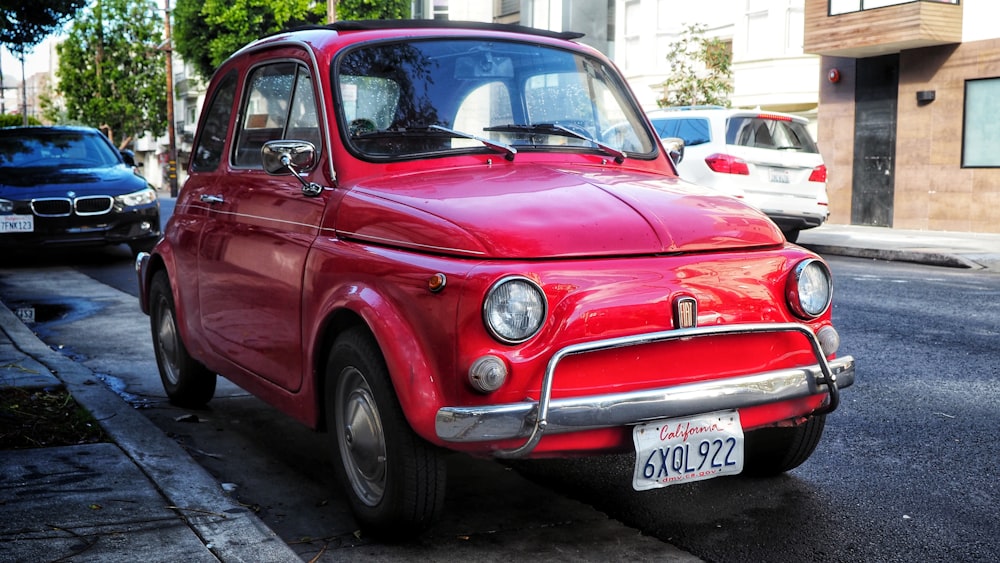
[191,71,237,172]
[726,116,818,153]
[651,118,711,147]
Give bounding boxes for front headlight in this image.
[483,276,547,344]
[0,198,12,214]
[786,259,833,319]
[115,187,157,207]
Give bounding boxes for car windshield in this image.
[0,130,121,169]
[334,38,655,160]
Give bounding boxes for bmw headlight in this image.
[786,259,833,319]
[0,198,12,214]
[115,187,157,207]
[483,276,547,344]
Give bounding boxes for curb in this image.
[798,244,980,270]
[0,304,301,562]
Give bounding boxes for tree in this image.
[336,0,410,20]
[657,23,732,109]
[174,0,327,81]
[0,0,86,55]
[174,0,410,81]
[56,0,167,148]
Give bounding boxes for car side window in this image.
[191,71,237,172]
[233,62,320,168]
[653,118,711,147]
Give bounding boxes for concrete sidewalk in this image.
[1,223,997,562]
[0,302,301,562]
[797,223,1000,272]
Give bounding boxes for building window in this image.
[962,77,1000,168]
[830,0,959,16]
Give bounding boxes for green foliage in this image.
[657,23,732,109]
[173,0,411,82]
[56,0,167,146]
[337,0,410,20]
[0,0,86,55]
[174,0,327,81]
[0,113,41,127]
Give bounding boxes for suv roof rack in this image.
[662,105,728,111]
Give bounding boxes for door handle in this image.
[200,194,224,204]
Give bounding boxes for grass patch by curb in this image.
[0,387,108,449]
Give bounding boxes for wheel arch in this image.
[310,294,446,443]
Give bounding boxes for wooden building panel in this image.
[805,1,962,58]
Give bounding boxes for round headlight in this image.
[483,276,547,344]
[786,259,832,319]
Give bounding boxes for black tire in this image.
[149,270,216,407]
[325,327,446,537]
[742,414,825,476]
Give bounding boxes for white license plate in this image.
[632,411,744,491]
[769,169,790,183]
[0,214,34,233]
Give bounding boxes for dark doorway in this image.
[851,54,899,227]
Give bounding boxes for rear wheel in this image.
[325,327,446,537]
[149,270,216,407]
[742,415,825,476]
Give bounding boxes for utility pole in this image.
[164,0,178,196]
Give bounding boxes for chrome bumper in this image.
[434,323,855,459]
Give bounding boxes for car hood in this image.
[336,164,784,259]
[0,165,147,197]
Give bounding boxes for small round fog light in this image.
[817,326,840,357]
[140,221,152,232]
[468,355,508,393]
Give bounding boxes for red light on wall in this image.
[828,69,841,83]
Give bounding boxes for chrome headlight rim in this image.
[482,275,547,345]
[786,258,833,319]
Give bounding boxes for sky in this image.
[0,37,60,84]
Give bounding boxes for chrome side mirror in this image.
[662,137,685,165]
[262,140,323,197]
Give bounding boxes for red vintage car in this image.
[136,20,854,535]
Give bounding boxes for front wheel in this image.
[742,415,825,476]
[149,270,216,407]
[325,327,446,537]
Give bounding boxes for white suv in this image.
[648,107,829,242]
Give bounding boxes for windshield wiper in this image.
[484,123,627,164]
[428,125,517,161]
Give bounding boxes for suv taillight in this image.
[705,153,750,175]
[808,164,828,183]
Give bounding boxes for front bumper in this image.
[436,322,855,459]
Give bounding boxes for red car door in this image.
[196,57,328,392]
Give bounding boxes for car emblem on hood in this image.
[673,296,697,329]
[67,191,76,198]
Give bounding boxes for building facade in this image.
[805,0,999,233]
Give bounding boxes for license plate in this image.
[769,169,790,183]
[632,411,744,491]
[0,214,34,233]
